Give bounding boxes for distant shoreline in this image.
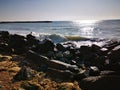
[0,21,52,23]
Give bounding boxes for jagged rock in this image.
[14,66,36,81]
[89,66,100,76]
[79,76,120,90]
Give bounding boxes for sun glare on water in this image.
[74,20,98,25]
[73,20,98,38]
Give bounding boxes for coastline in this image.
[0,31,120,90]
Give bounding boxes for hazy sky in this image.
[0,0,120,21]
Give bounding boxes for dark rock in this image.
[27,50,79,73]
[73,70,88,81]
[79,46,91,54]
[26,33,39,47]
[14,66,36,81]
[45,60,79,73]
[46,67,74,81]
[63,42,76,49]
[79,76,120,90]
[56,43,66,51]
[98,48,108,55]
[105,62,120,71]
[8,34,27,54]
[27,50,49,66]
[0,31,9,38]
[33,38,55,53]
[0,42,12,53]
[103,40,120,50]
[89,66,100,76]
[91,44,101,53]
[108,45,120,63]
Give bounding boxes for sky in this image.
[0,0,120,21]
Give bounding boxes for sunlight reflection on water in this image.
[73,20,98,38]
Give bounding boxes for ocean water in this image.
[0,20,120,44]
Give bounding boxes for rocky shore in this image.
[0,31,120,90]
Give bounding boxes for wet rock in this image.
[89,66,100,76]
[14,66,36,81]
[79,76,120,90]
[103,40,120,50]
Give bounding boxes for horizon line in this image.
[0,19,120,22]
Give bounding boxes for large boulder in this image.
[33,39,55,53]
[8,34,27,54]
